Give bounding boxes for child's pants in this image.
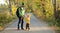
[26,23,30,29]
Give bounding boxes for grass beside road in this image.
[0,11,17,31]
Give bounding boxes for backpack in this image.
[18,7,22,16]
[16,7,25,17]
[16,8,19,17]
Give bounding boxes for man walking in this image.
[16,3,25,30]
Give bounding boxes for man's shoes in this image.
[21,28,24,30]
[18,28,20,30]
[17,27,20,30]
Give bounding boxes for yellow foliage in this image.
[58,8,60,10]
[0,26,3,30]
[12,4,17,15]
[32,0,54,19]
[34,9,43,17]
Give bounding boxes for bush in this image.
[0,11,16,27]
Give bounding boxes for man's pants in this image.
[18,17,24,29]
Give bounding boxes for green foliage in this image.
[13,0,60,28]
[30,0,60,28]
[2,0,60,31]
[0,11,16,27]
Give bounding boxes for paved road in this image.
[1,13,56,33]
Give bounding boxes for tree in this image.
[9,0,12,14]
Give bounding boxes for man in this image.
[16,3,25,30]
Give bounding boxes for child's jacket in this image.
[24,14,30,24]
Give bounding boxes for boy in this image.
[24,13,30,30]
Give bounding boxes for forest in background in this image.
[0,0,60,32]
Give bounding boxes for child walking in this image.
[24,13,30,30]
